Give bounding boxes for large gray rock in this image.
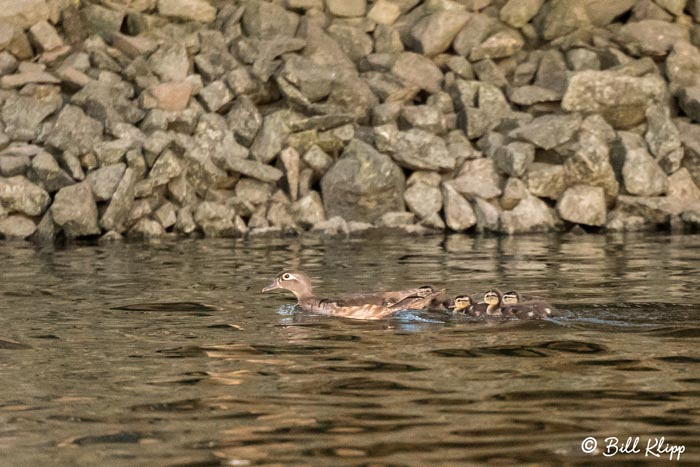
[620,19,689,56]
[500,0,543,28]
[227,96,262,147]
[450,158,502,200]
[451,80,510,139]
[242,1,298,38]
[404,182,442,219]
[453,13,496,57]
[46,106,104,154]
[500,195,559,234]
[678,120,700,188]
[616,195,674,224]
[100,168,136,233]
[1,91,62,141]
[194,201,241,237]
[71,81,144,129]
[290,191,325,228]
[128,218,165,239]
[251,110,298,164]
[564,133,620,202]
[321,139,405,222]
[470,30,524,61]
[51,182,100,238]
[492,141,534,177]
[0,215,35,239]
[645,105,682,173]
[562,71,667,128]
[526,163,568,200]
[30,151,74,193]
[148,42,189,82]
[157,0,216,22]
[509,114,581,150]
[390,130,455,171]
[0,175,50,216]
[86,163,126,201]
[473,197,501,232]
[326,0,366,17]
[442,182,476,231]
[666,42,700,89]
[391,52,443,94]
[557,184,607,226]
[667,168,700,212]
[327,23,373,62]
[410,10,471,57]
[612,132,668,196]
[534,0,591,40]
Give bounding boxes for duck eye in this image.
[282,273,292,281]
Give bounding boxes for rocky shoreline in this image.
[3,0,700,241]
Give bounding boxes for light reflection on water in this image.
[1,232,700,466]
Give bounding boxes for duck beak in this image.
[262,279,280,293]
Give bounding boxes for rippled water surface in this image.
[2,233,700,466]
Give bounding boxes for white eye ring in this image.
[282,273,292,280]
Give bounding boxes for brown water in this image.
[1,233,699,466]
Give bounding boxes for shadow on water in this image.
[1,233,700,465]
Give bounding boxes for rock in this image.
[0,51,18,75]
[616,195,674,224]
[500,177,528,209]
[508,85,561,105]
[0,154,30,177]
[290,191,325,228]
[612,132,669,196]
[450,158,502,199]
[327,24,373,63]
[0,215,35,239]
[509,114,581,150]
[155,202,177,229]
[100,168,136,232]
[557,184,607,226]
[470,30,524,61]
[442,182,476,231]
[148,43,189,82]
[321,139,405,222]
[535,0,591,40]
[0,175,50,216]
[666,42,700,89]
[157,0,216,22]
[28,20,63,52]
[500,194,559,234]
[30,151,74,193]
[526,162,568,200]
[86,163,126,201]
[81,4,124,35]
[146,82,192,111]
[376,211,415,228]
[645,104,682,173]
[128,218,165,238]
[391,52,443,94]
[0,71,59,88]
[194,201,241,237]
[620,19,689,56]
[46,105,104,154]
[1,91,62,141]
[404,182,442,219]
[266,201,295,229]
[220,157,283,183]
[390,130,455,171]
[585,0,636,26]
[493,141,534,177]
[500,0,543,28]
[198,80,233,113]
[326,0,366,17]
[564,133,619,202]
[410,10,471,57]
[368,0,401,25]
[33,209,55,243]
[251,110,298,164]
[227,96,262,147]
[453,13,496,57]
[312,215,349,236]
[72,81,144,129]
[562,70,667,128]
[51,182,100,238]
[242,1,298,38]
[175,206,197,234]
[606,208,650,231]
[473,197,501,232]
[280,147,300,201]
[400,105,445,134]
[302,145,333,175]
[668,168,700,211]
[566,48,601,71]
[451,80,510,139]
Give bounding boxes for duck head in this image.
[503,290,520,305]
[450,294,473,313]
[262,271,314,301]
[483,289,503,309]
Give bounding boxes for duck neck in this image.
[292,288,314,303]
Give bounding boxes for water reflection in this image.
[1,233,700,465]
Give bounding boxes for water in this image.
[1,232,700,466]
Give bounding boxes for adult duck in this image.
[262,271,446,320]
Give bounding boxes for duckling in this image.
[262,271,446,320]
[449,295,475,315]
[501,290,558,319]
[467,289,504,318]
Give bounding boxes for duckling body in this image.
[262,272,446,320]
[451,291,503,318]
[501,290,558,319]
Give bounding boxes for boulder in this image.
[492,141,534,177]
[509,114,581,150]
[290,191,325,228]
[1,91,62,141]
[100,168,136,233]
[242,1,298,38]
[473,197,501,232]
[612,132,668,196]
[0,215,35,239]
[500,195,559,234]
[390,130,455,171]
[46,105,104,154]
[442,182,476,231]
[51,182,100,238]
[86,163,126,201]
[157,0,216,22]
[500,0,543,28]
[326,0,366,17]
[391,52,443,94]
[645,104,682,173]
[194,201,241,237]
[450,158,502,199]
[667,168,700,212]
[30,151,74,193]
[620,19,689,56]
[128,218,165,238]
[526,163,568,200]
[564,133,620,202]
[470,30,524,61]
[321,139,405,222]
[410,10,471,57]
[557,184,607,226]
[227,96,262,147]
[404,182,442,219]
[0,175,50,216]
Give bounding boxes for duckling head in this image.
[262,271,314,301]
[503,290,520,305]
[450,294,473,313]
[483,289,503,307]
